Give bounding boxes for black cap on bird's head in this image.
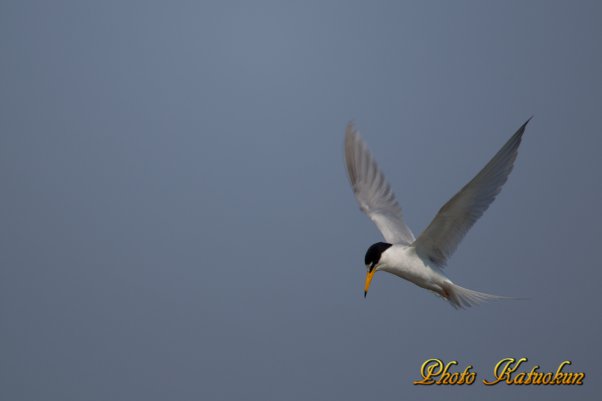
[365,242,392,270]
[363,242,392,298]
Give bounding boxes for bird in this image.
[344,118,530,308]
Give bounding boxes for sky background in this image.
[1,1,601,400]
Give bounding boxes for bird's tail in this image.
[443,281,511,309]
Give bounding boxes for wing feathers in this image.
[413,118,531,267]
[344,123,416,245]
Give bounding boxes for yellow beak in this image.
[364,268,376,298]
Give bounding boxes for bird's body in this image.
[376,244,494,308]
[345,119,530,308]
[378,245,444,294]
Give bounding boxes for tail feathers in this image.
[444,282,512,309]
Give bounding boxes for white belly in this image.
[378,245,448,293]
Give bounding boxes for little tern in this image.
[345,119,530,308]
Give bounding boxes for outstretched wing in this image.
[413,118,531,267]
[344,123,415,245]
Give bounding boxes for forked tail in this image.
[443,281,510,309]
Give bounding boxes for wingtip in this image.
[345,120,358,137]
[515,116,533,137]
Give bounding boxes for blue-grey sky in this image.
[1,1,601,400]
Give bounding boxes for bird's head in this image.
[363,242,392,298]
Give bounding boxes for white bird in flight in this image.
[345,119,530,308]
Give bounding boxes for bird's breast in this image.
[380,246,445,290]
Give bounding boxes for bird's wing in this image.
[344,123,415,245]
[413,118,531,267]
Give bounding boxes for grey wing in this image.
[413,118,531,267]
[344,123,415,245]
